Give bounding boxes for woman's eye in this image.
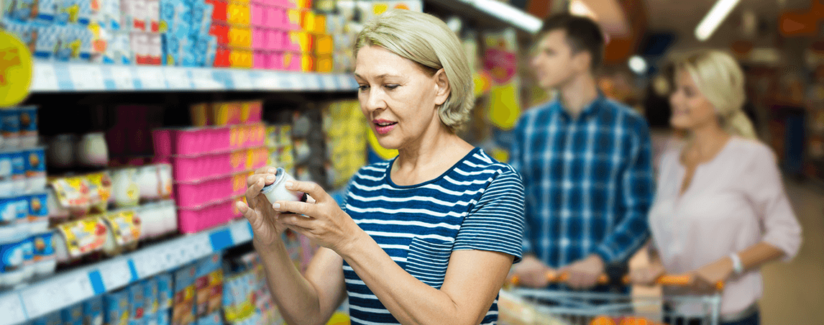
[358,85,369,91]
[385,84,399,90]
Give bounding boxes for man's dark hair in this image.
[538,13,605,70]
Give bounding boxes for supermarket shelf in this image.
[0,219,254,324]
[31,62,359,93]
[427,0,541,34]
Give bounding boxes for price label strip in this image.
[0,294,27,325]
[21,273,94,318]
[229,221,253,244]
[31,63,60,92]
[97,260,135,291]
[165,68,192,90]
[108,66,136,90]
[138,67,166,90]
[191,69,224,90]
[69,65,106,91]
[231,71,254,90]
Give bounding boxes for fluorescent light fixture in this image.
[569,0,598,20]
[628,55,647,74]
[695,0,742,41]
[470,0,542,34]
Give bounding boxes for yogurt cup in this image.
[0,224,29,289]
[260,167,307,205]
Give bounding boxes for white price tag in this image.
[232,71,254,90]
[254,76,279,90]
[230,221,252,244]
[0,294,27,325]
[131,251,164,278]
[322,75,335,90]
[305,75,321,90]
[191,69,223,90]
[32,63,60,91]
[109,66,135,90]
[165,68,191,90]
[22,274,93,318]
[69,65,106,91]
[138,67,166,90]
[290,74,306,90]
[99,261,133,290]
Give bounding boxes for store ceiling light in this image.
[629,55,647,74]
[569,0,598,20]
[470,0,542,34]
[695,0,742,41]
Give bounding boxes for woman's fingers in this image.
[237,201,258,223]
[273,200,319,217]
[245,178,266,204]
[285,181,329,203]
[279,214,315,229]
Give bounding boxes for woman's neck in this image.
[687,123,731,162]
[392,123,472,185]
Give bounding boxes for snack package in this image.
[0,228,28,289]
[50,176,92,219]
[55,25,93,62]
[101,210,141,256]
[11,150,26,193]
[0,197,18,226]
[83,295,105,325]
[86,172,113,213]
[195,311,221,325]
[27,192,49,222]
[53,215,108,262]
[1,109,21,149]
[25,148,47,191]
[31,230,56,277]
[104,289,131,325]
[172,264,197,325]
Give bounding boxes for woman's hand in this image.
[237,167,287,247]
[691,256,734,290]
[271,181,364,254]
[629,261,666,286]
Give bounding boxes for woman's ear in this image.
[434,69,451,106]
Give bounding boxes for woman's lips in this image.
[373,119,397,135]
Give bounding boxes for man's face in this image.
[530,30,586,90]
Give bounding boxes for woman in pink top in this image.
[630,50,802,325]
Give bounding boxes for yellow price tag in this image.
[0,30,34,107]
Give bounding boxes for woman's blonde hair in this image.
[673,50,757,139]
[354,9,474,133]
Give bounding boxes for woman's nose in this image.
[363,88,386,112]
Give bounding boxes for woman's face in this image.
[669,70,718,131]
[354,45,450,150]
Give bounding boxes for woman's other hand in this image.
[510,255,554,288]
[271,181,364,254]
[237,167,287,247]
[629,261,665,286]
[692,256,734,290]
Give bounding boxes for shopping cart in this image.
[499,272,723,325]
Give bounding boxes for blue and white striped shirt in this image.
[509,95,654,269]
[342,148,525,325]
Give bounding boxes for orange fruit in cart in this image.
[618,316,653,325]
[590,316,616,325]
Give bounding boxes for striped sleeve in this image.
[453,168,526,263]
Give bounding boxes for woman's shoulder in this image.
[727,137,775,160]
[459,149,520,179]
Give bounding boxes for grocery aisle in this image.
[760,179,824,324]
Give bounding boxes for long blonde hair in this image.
[673,50,757,139]
[354,9,474,133]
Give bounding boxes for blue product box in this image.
[61,302,84,325]
[156,273,173,310]
[104,289,131,325]
[14,195,28,223]
[129,281,146,321]
[31,311,62,325]
[143,277,159,317]
[83,295,104,325]
[0,198,17,225]
[156,309,170,325]
[195,311,221,325]
[55,25,92,62]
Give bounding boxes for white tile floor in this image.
[629,179,824,324]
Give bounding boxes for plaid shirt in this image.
[509,94,654,268]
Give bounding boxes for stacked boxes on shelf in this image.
[265,124,294,177]
[322,100,366,189]
[152,101,266,234]
[160,0,218,67]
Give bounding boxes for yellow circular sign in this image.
[0,30,34,107]
[366,125,398,160]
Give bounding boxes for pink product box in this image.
[253,51,269,69]
[252,28,267,50]
[152,128,233,156]
[266,7,285,29]
[251,3,265,26]
[178,198,241,234]
[174,175,232,208]
[268,30,284,51]
[171,152,233,181]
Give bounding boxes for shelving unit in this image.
[30,62,359,93]
[0,220,253,324]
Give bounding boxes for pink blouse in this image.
[649,137,802,316]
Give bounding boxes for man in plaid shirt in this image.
[509,14,655,292]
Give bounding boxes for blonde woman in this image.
[630,50,802,325]
[236,9,525,325]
